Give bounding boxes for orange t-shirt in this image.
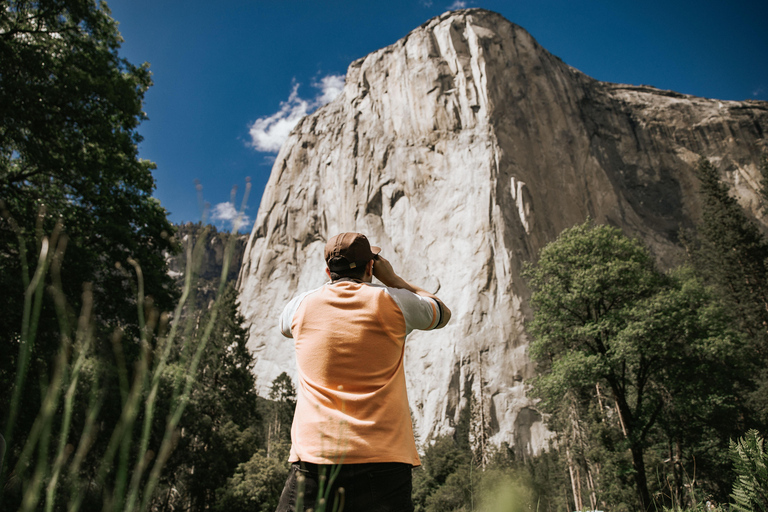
[279,280,440,466]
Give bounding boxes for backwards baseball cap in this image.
[324,232,381,272]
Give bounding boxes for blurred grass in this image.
[1,182,251,511]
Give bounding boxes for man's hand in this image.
[372,255,402,288]
[373,255,452,328]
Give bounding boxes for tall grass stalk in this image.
[4,208,52,461]
[44,235,94,512]
[3,182,251,511]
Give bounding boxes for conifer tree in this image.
[688,158,768,351]
[760,155,768,213]
[164,283,261,511]
[686,157,768,428]
[266,372,296,459]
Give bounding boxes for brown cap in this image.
[325,232,381,272]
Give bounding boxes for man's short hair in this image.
[329,265,367,281]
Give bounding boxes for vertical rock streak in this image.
[239,9,768,455]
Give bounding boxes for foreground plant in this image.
[730,430,768,512]
[1,184,251,511]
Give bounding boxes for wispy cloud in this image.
[248,83,308,153]
[248,74,345,153]
[211,201,251,231]
[753,87,765,98]
[448,0,467,9]
[314,74,346,106]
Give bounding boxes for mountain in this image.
[168,223,247,308]
[237,8,768,456]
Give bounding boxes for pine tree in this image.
[760,156,768,213]
[166,283,262,511]
[686,157,768,428]
[266,372,296,460]
[688,157,768,351]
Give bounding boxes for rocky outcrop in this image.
[237,9,768,456]
[169,223,246,308]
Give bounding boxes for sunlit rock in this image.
[238,9,768,456]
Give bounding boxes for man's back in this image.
[275,232,451,512]
[281,280,439,465]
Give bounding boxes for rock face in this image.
[238,9,768,456]
[168,223,247,307]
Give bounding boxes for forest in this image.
[1,1,767,511]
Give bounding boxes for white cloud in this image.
[211,202,251,231]
[248,74,346,153]
[248,83,310,153]
[448,0,467,9]
[753,87,765,97]
[314,74,346,106]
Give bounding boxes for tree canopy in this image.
[0,0,179,507]
[1,0,177,446]
[684,157,768,429]
[687,158,768,348]
[525,220,744,510]
[0,0,177,340]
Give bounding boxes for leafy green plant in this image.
[730,430,768,512]
[524,220,745,511]
[214,450,289,512]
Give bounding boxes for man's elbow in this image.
[279,321,293,338]
[436,302,452,329]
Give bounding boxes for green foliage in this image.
[270,372,297,405]
[265,371,296,460]
[163,282,263,511]
[414,435,547,512]
[524,220,744,511]
[524,220,663,510]
[414,436,472,512]
[519,157,768,512]
[0,0,177,488]
[214,450,289,512]
[730,430,768,512]
[0,1,282,509]
[475,468,535,512]
[424,469,473,512]
[0,0,177,332]
[686,158,768,350]
[424,436,472,487]
[685,157,768,429]
[523,445,573,512]
[760,156,768,213]
[0,207,260,512]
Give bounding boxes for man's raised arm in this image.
[372,255,452,329]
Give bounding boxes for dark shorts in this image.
[275,461,414,512]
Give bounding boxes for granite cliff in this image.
[168,223,247,308]
[237,9,768,456]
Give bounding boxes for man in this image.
[275,232,451,512]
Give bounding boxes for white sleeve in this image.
[279,289,316,338]
[384,287,440,334]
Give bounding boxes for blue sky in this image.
[107,0,768,232]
